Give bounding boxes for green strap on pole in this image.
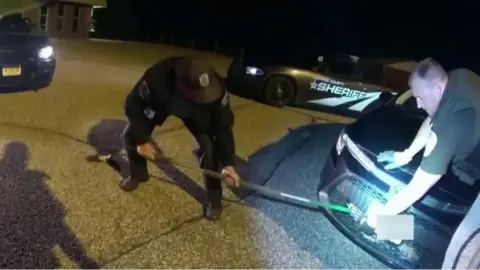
[240,179,351,214]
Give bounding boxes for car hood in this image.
[345,105,424,176]
[0,33,49,50]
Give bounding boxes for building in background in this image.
[22,0,106,38]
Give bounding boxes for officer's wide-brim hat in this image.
[175,57,223,104]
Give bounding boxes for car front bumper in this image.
[318,147,451,269]
[0,58,55,91]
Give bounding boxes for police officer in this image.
[121,56,240,221]
[367,58,480,269]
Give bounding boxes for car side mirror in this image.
[379,92,395,104]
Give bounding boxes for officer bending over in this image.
[370,58,480,269]
[121,56,240,221]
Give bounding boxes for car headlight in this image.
[38,45,54,60]
[344,134,376,171]
[336,130,375,170]
[245,66,264,76]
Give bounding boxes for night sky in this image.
[93,0,480,71]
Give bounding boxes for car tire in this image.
[262,75,296,107]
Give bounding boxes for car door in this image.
[305,57,386,116]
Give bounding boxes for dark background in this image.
[92,0,480,71]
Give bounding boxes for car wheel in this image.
[262,75,296,107]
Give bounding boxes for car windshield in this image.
[0,14,31,33]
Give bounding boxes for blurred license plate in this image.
[2,66,21,76]
[367,201,403,245]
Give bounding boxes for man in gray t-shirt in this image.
[370,58,480,269]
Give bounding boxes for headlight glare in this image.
[38,46,54,60]
[245,66,264,76]
[336,130,346,155]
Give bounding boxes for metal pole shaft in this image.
[152,154,351,214]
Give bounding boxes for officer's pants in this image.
[442,192,480,269]
[123,116,223,204]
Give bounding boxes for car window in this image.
[328,61,355,76]
[354,64,384,85]
[0,14,31,33]
[314,61,327,72]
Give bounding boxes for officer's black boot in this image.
[203,178,223,221]
[196,138,223,220]
[120,149,150,192]
[120,173,149,191]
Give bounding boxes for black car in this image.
[226,52,415,117]
[0,14,56,91]
[318,90,480,268]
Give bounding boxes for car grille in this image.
[0,49,35,64]
[329,175,452,269]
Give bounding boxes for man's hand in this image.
[358,201,385,236]
[136,143,156,160]
[221,166,240,187]
[377,150,412,170]
[365,202,385,228]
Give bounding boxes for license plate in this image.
[2,66,21,76]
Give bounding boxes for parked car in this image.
[0,13,56,92]
[318,90,480,268]
[226,52,416,117]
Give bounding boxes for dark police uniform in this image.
[121,56,235,219]
[417,68,480,269]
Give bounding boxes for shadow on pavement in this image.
[231,123,386,268]
[0,141,99,269]
[0,85,44,94]
[86,119,250,205]
[235,123,344,207]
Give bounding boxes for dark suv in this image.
[0,13,56,91]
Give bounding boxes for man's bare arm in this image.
[378,110,473,218]
[381,168,442,215]
[403,117,432,157]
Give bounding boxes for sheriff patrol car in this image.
[226,53,416,117]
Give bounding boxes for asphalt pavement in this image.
[0,39,387,268]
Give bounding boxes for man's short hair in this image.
[410,58,448,83]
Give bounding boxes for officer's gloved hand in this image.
[136,143,157,161]
[377,150,412,170]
